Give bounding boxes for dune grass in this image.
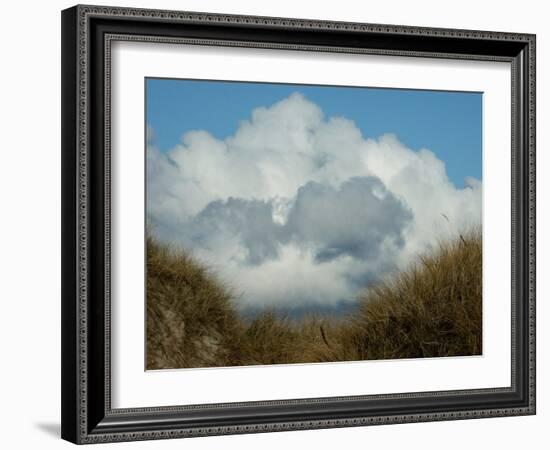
[307,229,482,362]
[146,230,482,369]
[146,235,242,369]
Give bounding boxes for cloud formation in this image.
[147,92,481,311]
[286,177,411,263]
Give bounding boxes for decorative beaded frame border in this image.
[62,4,536,444]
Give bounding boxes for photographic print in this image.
[145,78,483,370]
[61,7,536,442]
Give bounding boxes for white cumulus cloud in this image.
[147,92,481,312]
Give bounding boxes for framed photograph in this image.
[61,4,536,444]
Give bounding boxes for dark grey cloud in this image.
[182,197,283,265]
[178,176,412,276]
[285,177,412,263]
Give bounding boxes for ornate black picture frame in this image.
[61,4,536,444]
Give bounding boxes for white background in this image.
[0,0,546,449]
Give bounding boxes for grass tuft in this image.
[146,235,242,369]
[146,229,482,369]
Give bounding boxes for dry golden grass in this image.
[146,236,242,369]
[311,228,482,362]
[146,229,482,369]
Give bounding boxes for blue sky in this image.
[146,78,482,187]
